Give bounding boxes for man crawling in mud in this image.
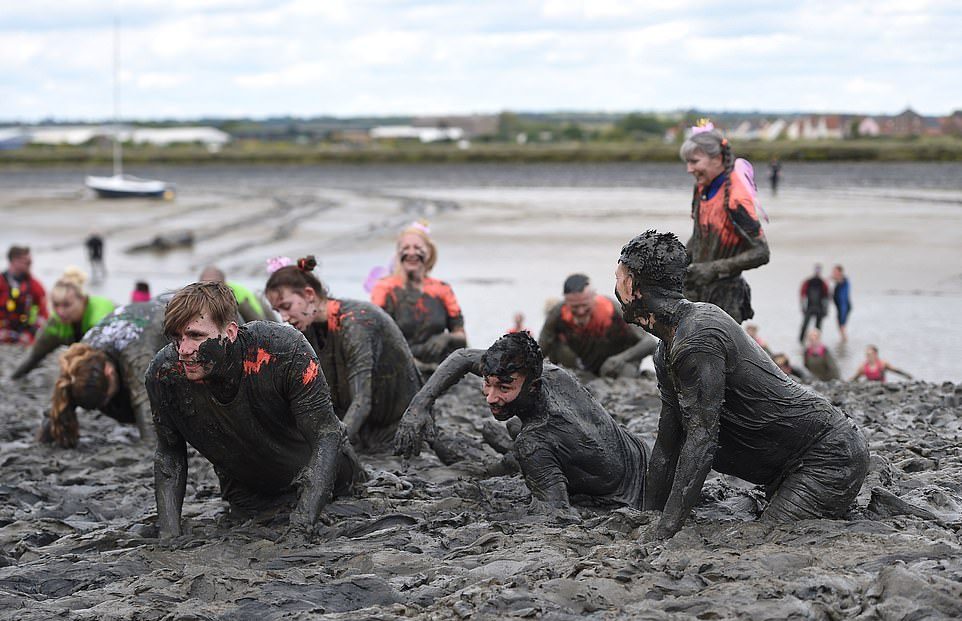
[394,331,648,519]
[615,230,869,540]
[146,282,364,539]
[539,273,657,377]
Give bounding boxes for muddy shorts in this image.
[762,417,869,522]
[685,275,754,323]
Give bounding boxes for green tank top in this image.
[42,294,117,342]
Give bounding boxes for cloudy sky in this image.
[2,0,959,122]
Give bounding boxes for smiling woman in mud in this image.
[680,121,769,323]
[147,281,364,538]
[265,256,422,450]
[12,267,116,379]
[370,222,466,370]
[395,331,648,519]
[37,298,167,448]
[615,230,869,540]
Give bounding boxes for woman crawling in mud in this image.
[370,222,467,370]
[36,298,168,448]
[615,230,869,540]
[395,331,648,520]
[266,256,422,449]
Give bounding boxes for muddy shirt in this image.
[686,172,766,322]
[146,321,352,498]
[12,294,116,378]
[304,298,422,446]
[370,274,464,362]
[656,302,850,486]
[804,345,840,381]
[80,299,168,425]
[538,295,641,375]
[515,365,647,508]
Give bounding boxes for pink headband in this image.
[266,256,292,274]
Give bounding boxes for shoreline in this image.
[3,137,962,167]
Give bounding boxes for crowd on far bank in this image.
[0,119,912,546]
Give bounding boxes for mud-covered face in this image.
[685,149,724,186]
[614,263,654,329]
[170,313,238,381]
[52,290,85,324]
[481,372,525,421]
[397,233,430,277]
[267,286,318,332]
[564,289,596,326]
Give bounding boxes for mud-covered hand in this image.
[686,262,717,287]
[599,354,627,378]
[422,332,452,359]
[393,400,436,458]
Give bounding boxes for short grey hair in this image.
[679,129,725,161]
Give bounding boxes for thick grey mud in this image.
[2,345,961,620]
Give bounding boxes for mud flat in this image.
[2,344,961,620]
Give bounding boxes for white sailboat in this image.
[85,18,173,199]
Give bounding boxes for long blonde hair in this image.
[393,224,437,276]
[48,343,108,448]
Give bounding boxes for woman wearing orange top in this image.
[680,121,770,323]
[851,345,912,383]
[370,223,467,367]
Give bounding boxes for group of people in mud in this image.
[4,121,878,542]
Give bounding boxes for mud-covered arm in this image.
[688,202,770,285]
[147,367,188,538]
[11,328,67,378]
[644,352,683,511]
[287,350,346,530]
[538,306,579,369]
[340,324,376,443]
[394,348,484,458]
[652,351,724,540]
[885,361,912,380]
[516,434,579,520]
[850,366,865,382]
[122,349,158,445]
[601,329,657,377]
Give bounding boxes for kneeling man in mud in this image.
[394,331,648,519]
[146,282,364,539]
[615,230,869,540]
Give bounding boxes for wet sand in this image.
[1,163,960,381]
[2,346,962,619]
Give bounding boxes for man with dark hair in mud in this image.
[394,331,648,519]
[146,281,364,539]
[539,273,656,377]
[615,230,868,540]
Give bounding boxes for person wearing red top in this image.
[0,246,48,345]
[370,223,466,369]
[851,345,912,383]
[267,256,422,449]
[680,122,770,323]
[539,273,655,377]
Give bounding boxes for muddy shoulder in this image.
[1,344,961,620]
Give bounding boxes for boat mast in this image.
[112,15,122,177]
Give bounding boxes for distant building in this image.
[857,117,881,137]
[412,115,498,139]
[370,125,465,143]
[0,128,29,150]
[941,111,962,136]
[23,125,231,149]
[29,126,101,145]
[128,127,231,148]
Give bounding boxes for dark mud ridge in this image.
[2,345,961,620]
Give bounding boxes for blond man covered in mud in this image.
[146,282,364,539]
[394,331,648,520]
[615,230,869,540]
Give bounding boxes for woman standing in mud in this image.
[12,267,115,379]
[37,298,168,448]
[266,256,422,449]
[851,345,912,383]
[680,121,769,323]
[370,222,467,369]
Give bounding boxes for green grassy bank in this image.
[3,137,962,167]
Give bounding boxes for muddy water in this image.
[2,345,962,619]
